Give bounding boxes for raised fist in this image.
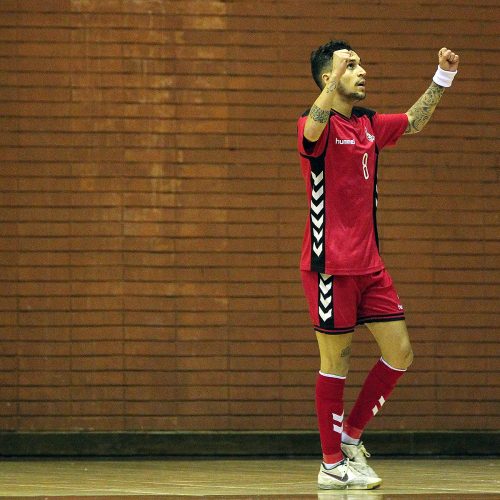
[438,48,459,72]
[330,49,352,79]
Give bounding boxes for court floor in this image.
[0,458,498,498]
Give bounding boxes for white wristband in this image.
[432,65,457,88]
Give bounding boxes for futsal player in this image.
[297,40,459,489]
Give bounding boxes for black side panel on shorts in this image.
[318,273,334,331]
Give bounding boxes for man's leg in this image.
[315,331,352,465]
[315,329,382,490]
[343,320,413,441]
[302,271,381,489]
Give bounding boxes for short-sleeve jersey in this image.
[297,107,408,275]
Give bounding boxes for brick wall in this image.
[0,0,498,432]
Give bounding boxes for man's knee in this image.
[402,346,414,369]
[390,345,413,370]
[320,355,350,377]
[369,321,413,370]
[321,342,352,376]
[316,331,353,377]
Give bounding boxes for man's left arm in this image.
[404,47,459,135]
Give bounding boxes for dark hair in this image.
[310,40,353,89]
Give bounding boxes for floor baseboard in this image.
[0,430,497,458]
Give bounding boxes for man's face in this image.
[336,52,367,101]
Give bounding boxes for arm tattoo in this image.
[309,104,330,124]
[405,82,445,134]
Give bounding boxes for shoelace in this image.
[350,444,377,475]
[358,443,371,458]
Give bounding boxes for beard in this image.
[337,81,366,101]
[351,91,366,101]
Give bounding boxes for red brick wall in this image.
[0,0,498,431]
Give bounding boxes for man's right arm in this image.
[303,50,350,142]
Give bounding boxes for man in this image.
[297,40,459,490]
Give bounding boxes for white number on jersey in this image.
[362,152,369,180]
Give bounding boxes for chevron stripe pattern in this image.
[318,273,334,329]
[332,411,344,434]
[310,170,325,263]
[372,395,386,416]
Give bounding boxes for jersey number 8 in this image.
[362,153,369,180]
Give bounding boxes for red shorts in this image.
[301,269,405,334]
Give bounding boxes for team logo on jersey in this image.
[365,127,375,142]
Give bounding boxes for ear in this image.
[321,72,330,85]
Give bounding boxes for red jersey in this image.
[297,107,408,275]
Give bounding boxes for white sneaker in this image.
[318,458,381,490]
[341,441,382,486]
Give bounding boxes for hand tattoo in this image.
[405,82,445,134]
[309,104,330,124]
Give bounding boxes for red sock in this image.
[315,372,345,464]
[344,358,405,440]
